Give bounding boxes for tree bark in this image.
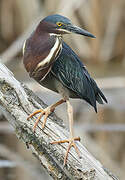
[0,61,115,180]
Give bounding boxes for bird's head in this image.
[39,14,95,38]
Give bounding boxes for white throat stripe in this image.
[37,37,61,68]
[23,40,26,55]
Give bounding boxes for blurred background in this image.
[0,0,125,179]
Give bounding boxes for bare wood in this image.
[0,13,45,64]
[95,76,125,89]
[89,0,102,62]
[57,0,84,15]
[99,0,124,61]
[0,61,114,180]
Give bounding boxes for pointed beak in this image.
[66,24,96,38]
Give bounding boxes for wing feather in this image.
[51,42,107,112]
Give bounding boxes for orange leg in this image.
[51,100,81,165]
[27,99,65,132]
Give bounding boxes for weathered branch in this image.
[0,61,115,180]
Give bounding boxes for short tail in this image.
[96,87,108,104]
[90,79,108,112]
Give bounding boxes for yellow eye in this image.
[56,22,62,27]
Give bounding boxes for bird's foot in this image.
[27,106,55,132]
[51,137,81,165]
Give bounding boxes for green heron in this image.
[23,14,107,165]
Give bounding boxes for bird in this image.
[23,14,107,165]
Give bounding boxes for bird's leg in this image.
[27,99,66,132]
[51,99,80,165]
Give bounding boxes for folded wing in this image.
[52,42,107,112]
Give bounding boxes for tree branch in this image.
[0,61,115,180]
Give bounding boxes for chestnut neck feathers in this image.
[23,22,62,81]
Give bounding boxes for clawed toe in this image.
[51,137,80,165]
[27,107,53,132]
[27,99,65,132]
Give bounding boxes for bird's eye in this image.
[56,22,63,27]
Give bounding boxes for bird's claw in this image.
[27,107,54,132]
[51,137,80,165]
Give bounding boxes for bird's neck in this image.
[23,31,62,81]
[35,33,62,68]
